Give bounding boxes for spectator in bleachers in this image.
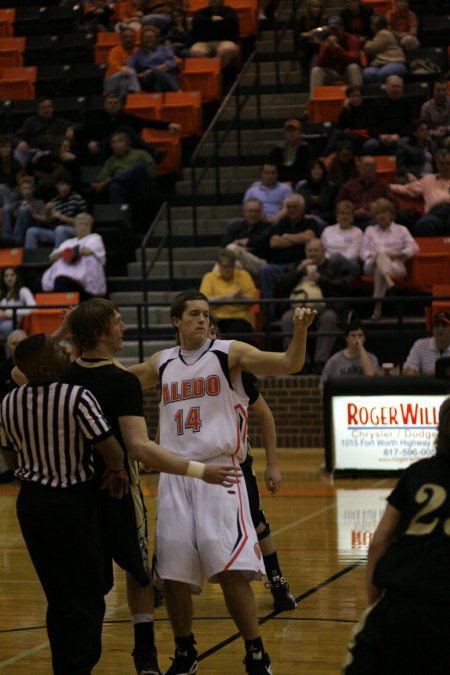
[310,16,363,95]
[1,177,47,247]
[127,25,179,92]
[243,163,293,224]
[360,198,419,320]
[403,312,450,375]
[81,92,180,163]
[104,26,141,99]
[0,138,22,208]
[190,0,240,68]
[296,0,329,83]
[390,149,450,236]
[24,173,88,250]
[340,0,374,41]
[29,135,80,199]
[319,321,379,388]
[295,159,335,228]
[199,248,257,337]
[41,213,107,300]
[321,85,374,157]
[0,267,35,343]
[258,194,321,311]
[386,0,420,52]
[221,199,270,276]
[83,0,115,31]
[362,75,413,155]
[420,79,450,150]
[279,237,353,372]
[268,119,315,185]
[396,119,437,183]
[362,14,407,84]
[91,131,156,204]
[13,99,77,169]
[327,140,359,187]
[141,0,177,32]
[337,155,396,228]
[0,329,27,407]
[321,200,362,276]
[163,8,191,57]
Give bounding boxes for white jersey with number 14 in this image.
[157,339,249,462]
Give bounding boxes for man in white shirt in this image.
[403,312,450,375]
[319,322,379,388]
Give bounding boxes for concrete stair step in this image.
[176,178,250,196]
[135,246,219,262]
[170,205,241,219]
[127,259,212,278]
[181,165,258,181]
[110,290,178,304]
[120,306,171,325]
[118,340,174,363]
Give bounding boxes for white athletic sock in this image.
[131,613,154,624]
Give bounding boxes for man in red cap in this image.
[268,118,315,185]
[403,312,450,375]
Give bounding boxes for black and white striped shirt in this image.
[0,382,112,488]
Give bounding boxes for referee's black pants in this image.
[17,480,106,675]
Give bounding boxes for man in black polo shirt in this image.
[65,298,239,675]
[221,199,270,276]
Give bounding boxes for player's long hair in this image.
[435,397,450,458]
[68,298,118,352]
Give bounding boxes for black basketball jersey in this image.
[374,454,450,602]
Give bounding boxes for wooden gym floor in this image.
[0,448,396,674]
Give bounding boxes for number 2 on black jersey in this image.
[175,406,202,435]
[406,483,450,536]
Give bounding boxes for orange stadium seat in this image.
[94,32,120,64]
[125,92,162,120]
[142,128,182,175]
[0,66,36,100]
[362,0,393,14]
[0,37,26,67]
[180,57,222,102]
[228,0,258,38]
[411,238,450,292]
[0,8,16,37]
[307,85,346,123]
[0,248,23,268]
[28,292,80,335]
[373,155,397,184]
[161,91,202,138]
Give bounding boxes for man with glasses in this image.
[390,149,450,235]
[403,312,450,375]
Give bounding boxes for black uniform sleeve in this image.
[114,370,144,418]
[242,371,259,405]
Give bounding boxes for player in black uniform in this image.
[208,316,297,612]
[343,396,450,675]
[63,298,240,675]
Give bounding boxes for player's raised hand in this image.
[203,464,242,487]
[293,306,317,328]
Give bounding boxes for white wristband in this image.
[186,460,205,479]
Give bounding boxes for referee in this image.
[0,333,128,675]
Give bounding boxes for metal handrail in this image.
[140,200,174,330]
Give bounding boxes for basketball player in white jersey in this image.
[129,290,315,675]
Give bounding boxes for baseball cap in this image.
[284,119,301,130]
[328,15,344,28]
[433,312,450,325]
